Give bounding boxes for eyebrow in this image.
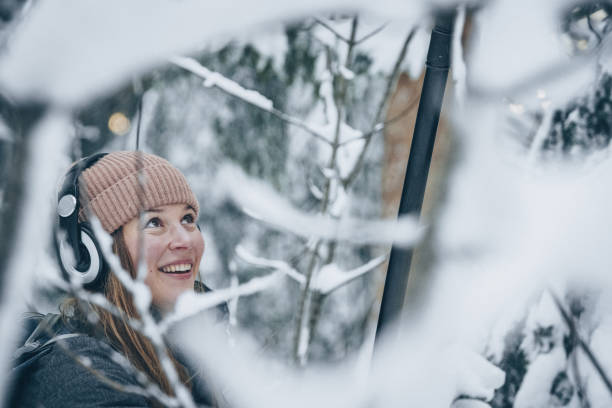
[144,205,195,213]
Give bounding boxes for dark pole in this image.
[374,11,455,344]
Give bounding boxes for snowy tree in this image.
[3,1,612,408]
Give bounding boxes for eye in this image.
[181,213,195,225]
[145,217,162,229]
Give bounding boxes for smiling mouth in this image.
[159,263,193,275]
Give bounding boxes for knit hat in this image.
[78,151,199,233]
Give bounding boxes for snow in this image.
[0,110,72,396]
[7,0,612,405]
[527,107,554,164]
[451,6,466,105]
[339,65,355,80]
[216,164,423,247]
[174,314,504,408]
[314,256,386,294]
[163,272,282,332]
[0,0,427,106]
[171,56,274,111]
[235,245,305,285]
[468,0,596,107]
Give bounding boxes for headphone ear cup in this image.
[56,223,107,290]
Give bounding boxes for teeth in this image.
[161,263,192,273]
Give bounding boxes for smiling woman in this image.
[123,203,205,311]
[9,151,219,408]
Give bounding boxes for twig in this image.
[355,23,388,45]
[314,18,388,46]
[338,94,420,147]
[343,28,417,188]
[587,13,602,45]
[159,271,282,332]
[551,291,612,398]
[314,17,352,44]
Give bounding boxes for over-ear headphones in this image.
[54,153,108,290]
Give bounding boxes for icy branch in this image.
[160,271,282,332]
[170,56,332,146]
[235,245,305,285]
[314,255,387,294]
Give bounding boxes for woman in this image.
[9,151,218,407]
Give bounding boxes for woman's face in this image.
[122,203,204,311]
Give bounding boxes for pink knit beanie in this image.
[78,151,199,233]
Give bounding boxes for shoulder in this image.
[11,333,151,408]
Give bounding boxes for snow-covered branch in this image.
[314,255,387,294]
[160,271,282,332]
[170,56,333,146]
[235,245,305,285]
[551,291,612,398]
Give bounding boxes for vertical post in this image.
[374,11,455,344]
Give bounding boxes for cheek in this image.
[194,233,205,261]
[141,238,166,270]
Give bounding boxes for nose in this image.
[168,223,191,250]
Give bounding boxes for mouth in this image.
[158,262,193,279]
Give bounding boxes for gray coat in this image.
[7,313,216,407]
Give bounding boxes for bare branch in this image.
[314,18,388,46]
[587,13,603,45]
[355,22,388,45]
[314,17,352,44]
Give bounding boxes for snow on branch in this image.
[217,164,423,247]
[314,254,387,294]
[160,271,282,332]
[235,245,305,285]
[550,291,612,397]
[170,56,333,146]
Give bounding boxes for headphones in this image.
[54,153,108,290]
